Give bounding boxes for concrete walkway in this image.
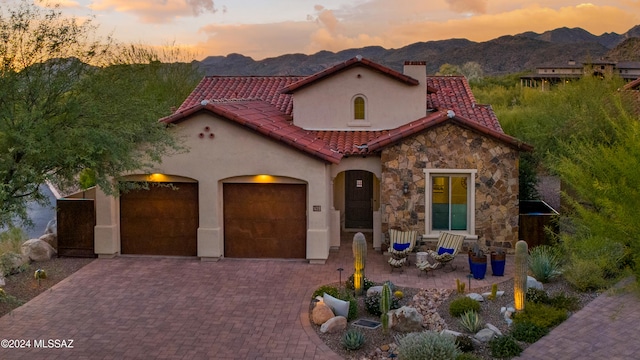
[1,231,636,359]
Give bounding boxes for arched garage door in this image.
[224,183,306,258]
[120,182,198,256]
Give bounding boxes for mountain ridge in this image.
[197,25,640,76]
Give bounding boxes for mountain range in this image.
[197,25,640,77]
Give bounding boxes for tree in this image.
[0,1,201,227]
[460,62,484,84]
[436,63,461,76]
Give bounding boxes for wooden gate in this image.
[56,198,96,257]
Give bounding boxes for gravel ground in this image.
[0,257,95,318]
[311,278,600,359]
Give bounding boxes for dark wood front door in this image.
[345,170,373,229]
[223,183,306,258]
[120,182,198,256]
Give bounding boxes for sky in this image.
[18,0,640,61]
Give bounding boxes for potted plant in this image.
[468,244,487,279]
[490,249,506,276]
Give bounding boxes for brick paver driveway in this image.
[0,233,511,360]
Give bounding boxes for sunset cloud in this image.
[89,0,221,23]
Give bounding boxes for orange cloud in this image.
[446,0,488,14]
[37,0,82,8]
[90,0,220,24]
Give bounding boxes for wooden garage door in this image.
[120,182,198,256]
[224,183,306,258]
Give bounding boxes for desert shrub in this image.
[511,320,549,343]
[364,292,400,316]
[312,285,339,299]
[528,245,563,283]
[456,353,481,360]
[345,274,375,290]
[0,288,23,306]
[458,310,483,333]
[525,288,549,304]
[513,302,568,329]
[449,296,481,317]
[341,329,365,350]
[548,292,581,311]
[0,252,29,277]
[563,258,608,291]
[0,228,26,263]
[397,331,461,360]
[455,334,475,352]
[337,291,358,321]
[489,335,522,358]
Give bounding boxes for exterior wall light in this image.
[403,182,409,194]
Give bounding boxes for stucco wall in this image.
[96,112,334,262]
[292,67,425,130]
[380,123,520,250]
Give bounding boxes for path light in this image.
[467,273,473,291]
[337,267,344,288]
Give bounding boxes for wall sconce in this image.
[403,182,409,194]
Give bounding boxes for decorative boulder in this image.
[389,306,424,332]
[467,293,484,302]
[21,239,56,262]
[320,316,347,333]
[367,286,384,297]
[311,302,334,325]
[0,274,5,286]
[323,293,349,318]
[474,328,496,342]
[0,252,30,275]
[39,233,58,250]
[527,276,544,290]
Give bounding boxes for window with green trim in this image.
[354,96,365,119]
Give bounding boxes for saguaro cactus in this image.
[352,232,367,296]
[380,283,391,333]
[514,240,529,311]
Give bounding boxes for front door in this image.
[345,170,373,229]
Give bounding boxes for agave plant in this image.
[459,310,484,333]
[341,329,365,350]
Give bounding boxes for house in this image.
[92,57,532,263]
[521,60,640,90]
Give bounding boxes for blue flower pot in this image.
[491,252,506,276]
[469,252,487,280]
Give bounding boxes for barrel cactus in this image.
[380,283,391,333]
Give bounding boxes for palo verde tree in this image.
[0,1,200,227]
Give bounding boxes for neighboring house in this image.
[93,57,532,263]
[521,60,640,89]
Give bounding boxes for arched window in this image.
[353,96,365,120]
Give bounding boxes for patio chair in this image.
[426,232,466,271]
[387,229,418,266]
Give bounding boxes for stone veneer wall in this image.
[381,123,521,250]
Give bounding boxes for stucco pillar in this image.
[94,188,120,258]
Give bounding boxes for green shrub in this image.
[489,335,522,358]
[341,329,365,350]
[312,285,339,299]
[513,302,568,329]
[528,245,563,283]
[345,274,375,290]
[458,310,483,333]
[455,335,475,353]
[548,292,581,312]
[563,258,608,291]
[449,296,481,317]
[526,288,549,304]
[364,292,400,316]
[511,320,549,343]
[0,288,23,306]
[456,353,481,360]
[397,331,461,360]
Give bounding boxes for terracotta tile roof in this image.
[280,56,419,94]
[165,57,530,162]
[162,100,343,164]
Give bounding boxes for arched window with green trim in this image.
[354,96,365,120]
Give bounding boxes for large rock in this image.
[527,276,544,290]
[39,233,57,250]
[320,316,347,333]
[0,274,5,286]
[323,293,349,318]
[0,252,30,275]
[367,286,384,297]
[311,302,335,325]
[389,306,424,332]
[474,328,497,342]
[21,239,56,262]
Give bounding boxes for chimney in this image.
[403,61,428,115]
